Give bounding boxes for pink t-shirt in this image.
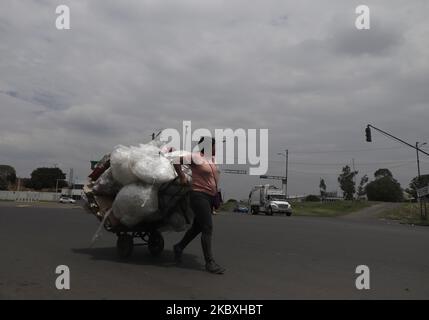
[185,152,219,196]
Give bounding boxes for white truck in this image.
[249,184,292,216]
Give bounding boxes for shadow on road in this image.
[71,247,203,272]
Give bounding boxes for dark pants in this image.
[176,191,214,263]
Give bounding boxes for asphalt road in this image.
[1,202,429,299]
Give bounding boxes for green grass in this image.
[220,199,374,217]
[379,202,429,226]
[290,201,373,217]
[219,200,238,212]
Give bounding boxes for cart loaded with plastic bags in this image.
[83,136,194,258]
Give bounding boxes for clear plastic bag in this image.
[92,168,122,196]
[112,183,159,227]
[110,145,138,185]
[164,151,192,184]
[129,144,176,185]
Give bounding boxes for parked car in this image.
[59,196,76,204]
[233,205,249,213]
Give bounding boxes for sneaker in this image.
[205,261,226,274]
[173,244,183,263]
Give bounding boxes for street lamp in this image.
[277,150,289,198]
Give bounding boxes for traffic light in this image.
[365,126,372,142]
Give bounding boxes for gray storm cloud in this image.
[0,0,428,199]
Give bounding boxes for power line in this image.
[286,161,419,176]
[286,146,409,154]
[267,159,418,166]
[218,146,411,159]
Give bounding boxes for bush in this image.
[305,195,321,202]
[219,199,238,212]
[0,177,8,190]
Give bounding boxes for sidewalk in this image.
[340,202,402,222]
[0,200,81,209]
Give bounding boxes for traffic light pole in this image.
[366,124,428,219]
[366,124,429,157]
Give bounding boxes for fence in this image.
[0,191,59,202]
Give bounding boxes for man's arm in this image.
[173,157,188,185]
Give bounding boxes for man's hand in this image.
[174,161,189,186]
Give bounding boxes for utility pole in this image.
[277,150,289,197]
[285,150,289,198]
[416,142,427,219]
[416,142,425,178]
[352,158,356,200]
[55,179,60,200]
[69,168,74,197]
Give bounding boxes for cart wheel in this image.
[148,231,164,257]
[117,234,134,258]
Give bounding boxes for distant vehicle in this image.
[233,205,249,213]
[59,196,76,204]
[249,185,292,216]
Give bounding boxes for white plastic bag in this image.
[110,145,138,185]
[112,183,159,227]
[129,144,176,185]
[164,150,192,184]
[92,168,122,196]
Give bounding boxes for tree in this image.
[374,168,393,179]
[366,169,403,202]
[0,177,8,190]
[319,178,327,198]
[405,174,429,199]
[0,165,17,185]
[28,167,67,190]
[338,165,358,200]
[357,175,369,198]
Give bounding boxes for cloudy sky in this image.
[1,0,428,199]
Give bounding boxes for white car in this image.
[59,197,76,204]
